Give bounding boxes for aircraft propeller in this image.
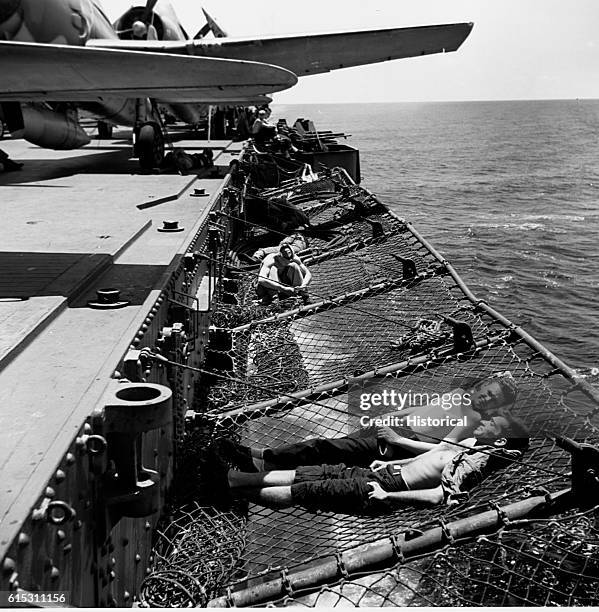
[115,0,160,40]
[142,0,159,25]
[194,9,228,39]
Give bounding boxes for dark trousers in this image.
[263,430,411,469]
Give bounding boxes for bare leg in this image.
[269,267,281,283]
[256,267,281,303]
[285,262,304,288]
[228,469,296,488]
[240,486,294,509]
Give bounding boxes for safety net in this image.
[140,150,599,607]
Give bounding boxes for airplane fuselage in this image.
[0,0,204,140]
[0,0,147,143]
[0,0,117,44]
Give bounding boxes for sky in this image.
[100,0,599,103]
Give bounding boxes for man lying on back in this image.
[219,372,519,472]
[223,415,529,514]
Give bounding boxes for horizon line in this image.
[272,97,598,105]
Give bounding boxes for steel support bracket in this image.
[183,252,196,271]
[362,217,385,238]
[122,349,143,382]
[208,227,223,255]
[390,254,417,280]
[168,292,199,349]
[223,187,241,212]
[443,316,475,353]
[555,436,599,507]
[92,382,172,527]
[157,322,189,360]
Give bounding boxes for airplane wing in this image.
[87,23,474,76]
[157,95,273,105]
[0,41,297,103]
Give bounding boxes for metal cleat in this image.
[88,288,130,310]
[443,316,475,353]
[390,254,418,280]
[361,217,385,238]
[157,220,184,233]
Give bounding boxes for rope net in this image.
[142,151,599,607]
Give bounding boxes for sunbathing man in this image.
[226,416,529,514]
[256,243,312,305]
[219,372,519,472]
[251,109,277,145]
[253,233,307,262]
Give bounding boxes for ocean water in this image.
[273,100,599,370]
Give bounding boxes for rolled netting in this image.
[272,508,599,607]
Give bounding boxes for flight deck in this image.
[0,132,239,604]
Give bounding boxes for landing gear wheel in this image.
[136,121,164,170]
[97,121,113,139]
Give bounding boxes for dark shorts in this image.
[290,463,407,514]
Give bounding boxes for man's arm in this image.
[368,482,444,506]
[377,426,442,455]
[442,407,479,442]
[370,444,448,471]
[380,423,476,457]
[370,457,416,470]
[293,256,312,288]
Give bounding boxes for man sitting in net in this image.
[256,243,312,305]
[219,372,519,472]
[224,416,529,514]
